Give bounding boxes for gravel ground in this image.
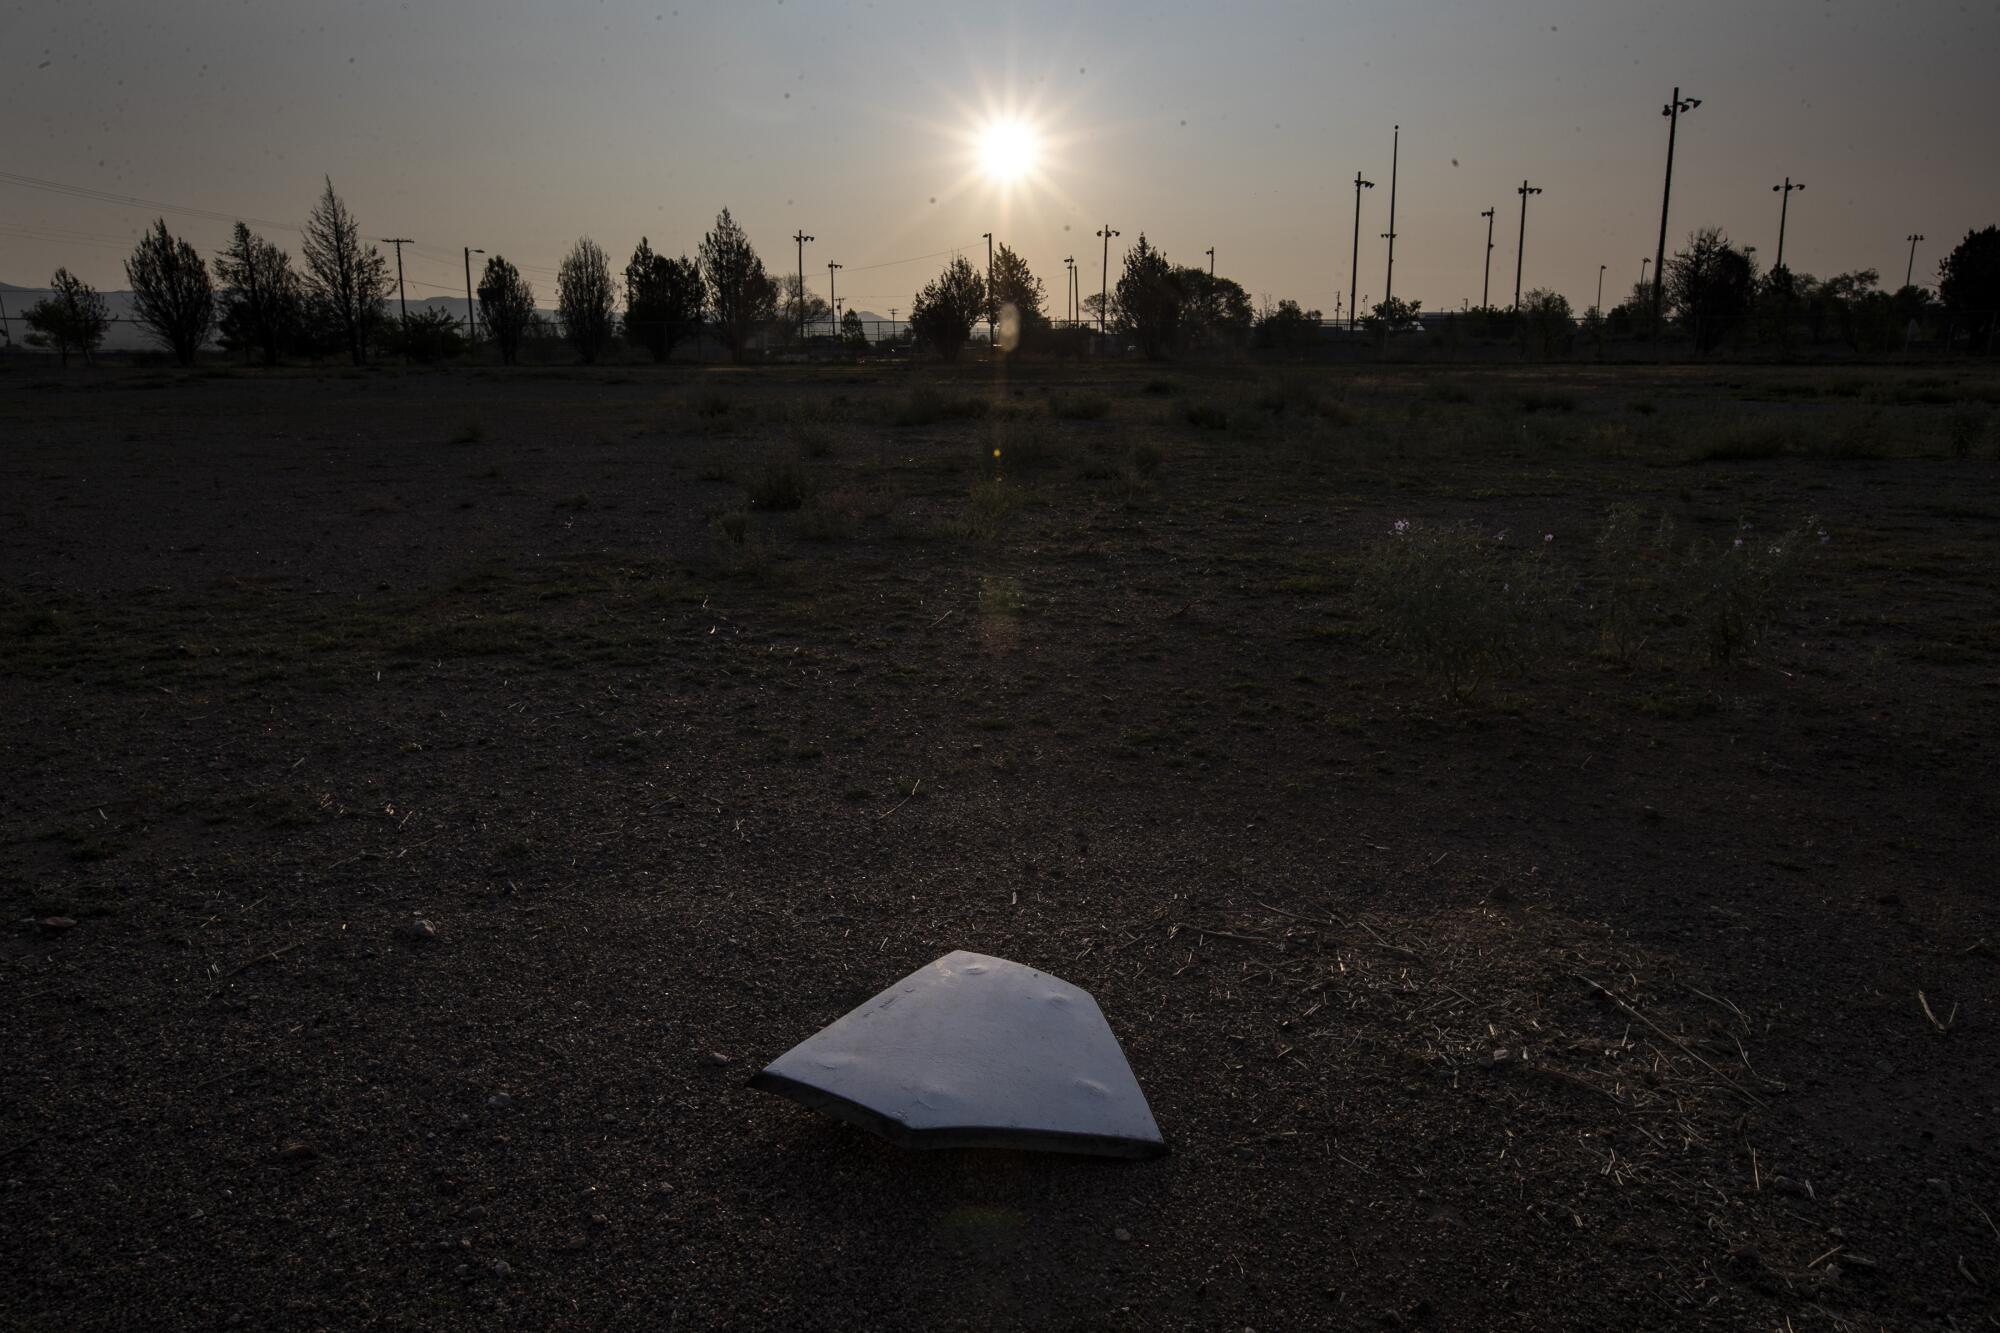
[2,361,1996,1330]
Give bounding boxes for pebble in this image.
[39,917,78,931]
[487,1093,513,1110]
[1114,1227,1131,1243]
[491,1260,512,1279]
[698,1052,732,1067]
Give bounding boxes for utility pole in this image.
[0,287,10,347]
[1652,88,1701,350]
[1480,208,1496,309]
[463,246,484,349]
[1349,171,1374,331]
[1063,256,1075,324]
[1097,226,1119,336]
[1640,257,1649,292]
[1512,182,1541,311]
[1382,125,1400,310]
[1596,263,1606,316]
[1205,247,1215,278]
[982,232,995,349]
[1905,233,1925,289]
[827,261,842,340]
[382,238,412,330]
[792,230,814,341]
[1771,177,1803,272]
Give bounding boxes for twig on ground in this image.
[228,941,299,976]
[876,778,921,820]
[1919,990,1958,1034]
[1575,973,1767,1109]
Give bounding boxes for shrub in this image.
[1353,521,1557,700]
[1593,506,1679,664]
[746,458,811,510]
[894,386,990,427]
[1947,406,1989,459]
[1185,402,1229,430]
[943,477,1027,542]
[1050,391,1111,421]
[1673,518,1818,665]
[1130,441,1165,480]
[1142,378,1178,397]
[1519,389,1577,413]
[716,510,749,545]
[995,429,1067,474]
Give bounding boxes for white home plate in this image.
[750,950,1166,1158]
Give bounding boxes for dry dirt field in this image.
[2,359,1997,1330]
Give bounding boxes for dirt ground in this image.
[2,359,1996,1331]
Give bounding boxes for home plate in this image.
[750,950,1167,1158]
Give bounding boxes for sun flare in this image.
[978,119,1039,184]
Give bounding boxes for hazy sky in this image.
[4,0,1996,317]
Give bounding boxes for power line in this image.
[0,169,297,232]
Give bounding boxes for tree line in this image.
[15,180,1999,365]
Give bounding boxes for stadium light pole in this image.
[1512,181,1541,311]
[1772,177,1804,272]
[982,232,994,349]
[792,230,814,340]
[463,247,483,348]
[827,261,842,339]
[1596,263,1606,317]
[1651,88,1701,350]
[1905,233,1925,289]
[1349,171,1375,331]
[1480,208,1496,309]
[1382,125,1400,310]
[1097,226,1119,335]
[1206,246,1215,278]
[1063,256,1075,324]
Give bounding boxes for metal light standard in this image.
[982,232,995,349]
[1349,171,1374,331]
[1905,233,1925,289]
[463,246,483,348]
[827,261,842,340]
[1772,177,1803,272]
[792,230,814,340]
[1096,226,1119,336]
[1479,208,1495,309]
[1513,181,1541,311]
[1651,89,1701,347]
[1382,125,1401,310]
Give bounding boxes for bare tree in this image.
[22,268,109,366]
[301,176,390,365]
[125,219,215,366]
[698,208,777,363]
[476,256,536,366]
[557,237,617,364]
[214,222,303,366]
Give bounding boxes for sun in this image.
[978,119,1039,184]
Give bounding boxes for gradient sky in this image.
[4,0,1996,318]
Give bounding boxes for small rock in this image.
[487,1093,513,1111]
[39,917,77,932]
[561,1233,587,1252]
[277,1139,317,1163]
[698,1052,732,1068]
[407,918,438,942]
[491,1260,512,1279]
[588,1213,609,1229]
[1113,1227,1131,1243]
[1874,1060,1896,1077]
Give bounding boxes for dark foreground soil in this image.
[2,360,1996,1331]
